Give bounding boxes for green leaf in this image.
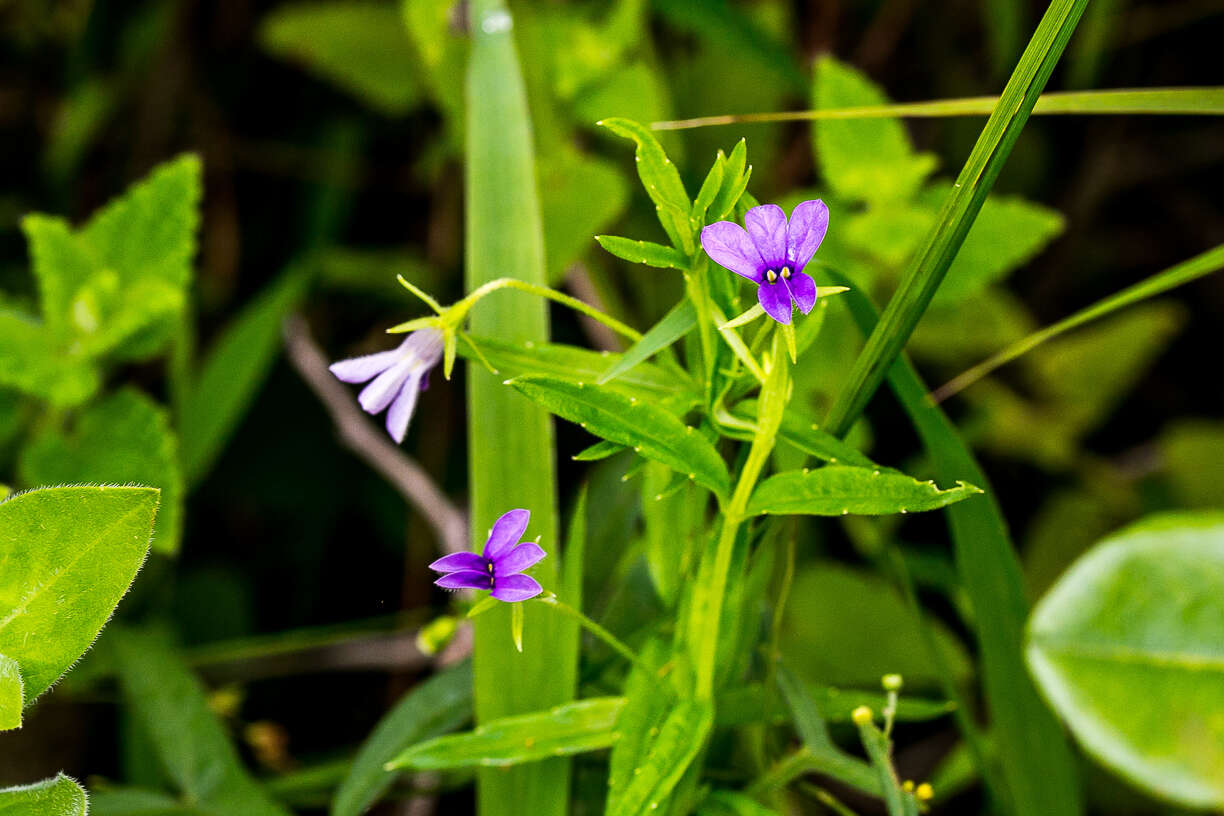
[573,440,626,461]
[747,466,979,516]
[717,683,954,728]
[607,641,674,814]
[179,269,307,487]
[608,697,713,816]
[332,662,473,816]
[112,628,292,816]
[258,2,420,116]
[509,375,730,498]
[780,563,972,689]
[89,787,211,815]
[0,774,87,815]
[1160,420,1224,508]
[0,486,158,709]
[708,139,750,224]
[697,791,780,816]
[729,401,877,468]
[811,56,937,204]
[925,189,1064,303]
[0,654,22,730]
[595,235,689,270]
[1027,512,1224,809]
[0,309,98,407]
[19,389,182,554]
[465,3,569,815]
[598,299,695,385]
[388,697,624,770]
[599,117,693,253]
[691,153,724,222]
[825,0,1090,444]
[776,664,880,796]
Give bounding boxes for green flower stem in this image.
[456,277,642,342]
[694,330,790,699]
[534,594,646,671]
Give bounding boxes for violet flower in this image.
[428,508,544,602]
[330,328,444,443]
[701,200,830,325]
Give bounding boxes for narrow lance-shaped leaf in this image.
[509,375,730,498]
[388,697,625,770]
[596,235,688,270]
[0,486,159,709]
[746,466,980,517]
[464,3,569,815]
[598,299,696,385]
[599,117,693,254]
[331,662,473,816]
[825,0,1091,438]
[0,774,88,816]
[609,698,713,816]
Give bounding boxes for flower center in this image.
[765,266,791,284]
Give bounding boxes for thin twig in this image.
[282,315,469,556]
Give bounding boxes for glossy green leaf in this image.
[112,628,291,816]
[747,466,979,516]
[179,269,307,487]
[332,662,473,816]
[0,486,158,708]
[1027,512,1224,809]
[595,235,689,270]
[258,2,420,116]
[465,4,569,815]
[599,117,693,253]
[573,440,627,461]
[388,697,624,770]
[0,654,21,730]
[609,697,712,816]
[0,774,87,815]
[598,299,695,385]
[509,375,729,497]
[812,56,936,204]
[20,389,181,554]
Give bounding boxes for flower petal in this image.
[436,570,492,591]
[329,348,404,384]
[495,542,546,576]
[385,373,422,443]
[786,199,829,273]
[757,280,793,325]
[404,328,445,368]
[491,574,543,602]
[429,552,487,574]
[744,204,788,270]
[784,271,818,315]
[357,357,416,414]
[483,508,530,561]
[701,221,766,281]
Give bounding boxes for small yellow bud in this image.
[882,673,903,692]
[851,705,874,726]
[902,780,915,792]
[916,783,934,801]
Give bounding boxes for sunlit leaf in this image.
[747,466,979,516]
[0,774,87,815]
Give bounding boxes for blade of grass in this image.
[464,2,571,815]
[827,269,1083,816]
[932,242,1224,402]
[650,87,1224,130]
[823,0,1091,438]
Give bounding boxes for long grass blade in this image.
[651,87,1224,130]
[933,243,1224,401]
[464,2,571,814]
[823,0,1091,438]
[828,270,1082,816]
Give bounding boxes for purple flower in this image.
[428,509,545,602]
[701,200,830,325]
[330,329,444,443]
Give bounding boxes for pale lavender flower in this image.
[701,200,830,325]
[428,508,544,602]
[330,329,444,443]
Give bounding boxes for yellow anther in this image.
[766,269,778,283]
[781,266,791,279]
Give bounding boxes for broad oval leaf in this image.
[746,466,980,516]
[1026,512,1224,809]
[387,697,625,770]
[332,662,473,816]
[509,375,729,498]
[0,775,86,815]
[0,486,158,707]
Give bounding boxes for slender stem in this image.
[746,747,819,798]
[459,278,642,342]
[535,595,646,671]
